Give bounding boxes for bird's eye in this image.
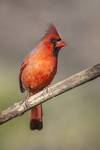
[50,38,56,44]
[50,38,61,44]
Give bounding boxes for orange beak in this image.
[56,40,66,48]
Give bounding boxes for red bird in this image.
[19,24,65,130]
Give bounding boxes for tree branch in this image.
[0,63,100,125]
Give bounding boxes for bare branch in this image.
[0,64,100,124]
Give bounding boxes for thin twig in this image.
[0,63,100,124]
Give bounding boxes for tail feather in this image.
[30,104,43,130]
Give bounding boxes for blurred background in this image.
[0,0,100,150]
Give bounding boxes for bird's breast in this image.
[21,56,57,92]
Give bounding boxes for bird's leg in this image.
[23,91,32,108]
[20,93,27,105]
[24,91,37,109]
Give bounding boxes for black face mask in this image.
[50,38,61,57]
[53,47,60,57]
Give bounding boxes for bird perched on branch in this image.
[19,24,65,130]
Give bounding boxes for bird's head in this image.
[42,24,66,56]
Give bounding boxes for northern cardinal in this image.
[19,24,65,130]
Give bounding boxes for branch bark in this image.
[0,64,100,125]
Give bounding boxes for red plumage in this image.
[19,24,65,130]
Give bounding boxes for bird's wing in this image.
[19,55,29,93]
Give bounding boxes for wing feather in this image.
[19,55,29,93]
